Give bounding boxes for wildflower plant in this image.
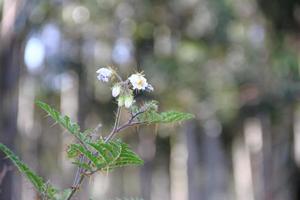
[0,66,194,200]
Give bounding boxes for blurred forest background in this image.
[1,0,300,199]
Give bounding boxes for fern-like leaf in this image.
[110,198,144,200]
[68,144,101,169]
[36,101,88,144]
[0,143,58,199]
[69,140,143,173]
[107,141,143,169]
[159,111,195,123]
[140,110,194,124]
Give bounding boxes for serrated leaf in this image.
[69,140,143,173]
[36,101,88,144]
[140,110,194,124]
[109,198,144,200]
[68,144,100,169]
[0,143,58,199]
[89,140,143,170]
[138,110,161,123]
[159,111,195,123]
[67,145,80,158]
[72,161,93,171]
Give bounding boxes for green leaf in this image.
[36,101,88,144]
[68,144,100,169]
[72,161,93,171]
[67,144,80,158]
[68,140,143,173]
[88,142,120,165]
[140,110,194,124]
[109,198,144,200]
[159,111,195,123]
[0,143,58,199]
[139,110,162,123]
[89,140,143,170]
[108,141,143,169]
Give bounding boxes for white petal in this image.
[128,73,148,90]
[112,85,121,97]
[97,68,112,75]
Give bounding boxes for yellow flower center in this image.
[137,79,143,87]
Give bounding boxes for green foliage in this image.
[98,140,143,169]
[68,140,143,173]
[91,198,143,200]
[132,100,194,124]
[0,143,58,199]
[110,198,144,200]
[159,111,195,122]
[35,101,144,198]
[6,101,190,200]
[36,101,88,144]
[140,110,194,124]
[37,101,143,173]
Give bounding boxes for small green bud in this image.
[117,95,125,107]
[124,95,134,108]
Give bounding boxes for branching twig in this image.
[116,121,143,133]
[105,109,147,141]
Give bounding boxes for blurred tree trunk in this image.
[186,123,202,200]
[0,0,24,199]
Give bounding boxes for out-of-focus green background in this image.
[1,0,300,199]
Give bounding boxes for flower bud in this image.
[112,84,121,97]
[117,95,125,107]
[124,95,134,108]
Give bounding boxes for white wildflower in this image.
[96,67,113,82]
[112,84,121,97]
[128,73,148,90]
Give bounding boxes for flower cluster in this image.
[96,67,154,108]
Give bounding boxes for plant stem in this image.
[66,106,122,200]
[114,73,123,82]
[104,106,122,142]
[116,121,142,133]
[72,155,84,186]
[66,174,85,200]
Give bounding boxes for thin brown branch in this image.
[66,174,85,200]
